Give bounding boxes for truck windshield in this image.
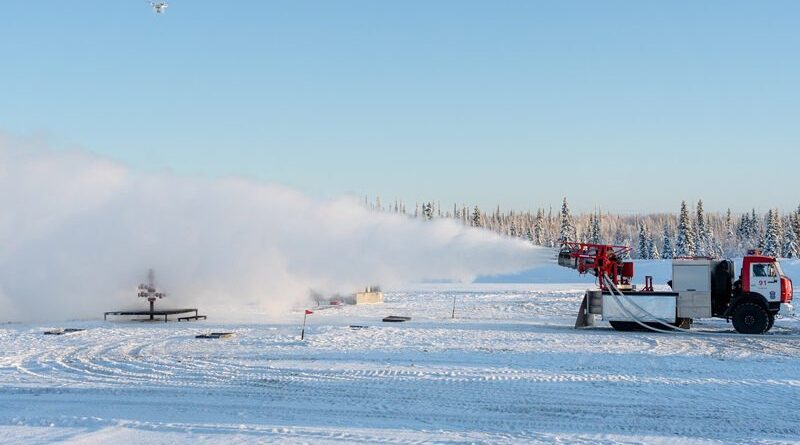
[753,263,777,277]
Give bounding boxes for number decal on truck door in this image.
[752,263,781,301]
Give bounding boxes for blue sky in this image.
[1,1,798,213]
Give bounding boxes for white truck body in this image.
[671,259,716,319]
[602,294,677,323]
[599,260,718,323]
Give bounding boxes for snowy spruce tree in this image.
[589,213,602,244]
[792,212,800,252]
[661,223,674,259]
[795,207,800,244]
[648,234,659,260]
[612,222,627,246]
[422,202,434,221]
[695,200,711,256]
[533,209,544,245]
[558,198,577,243]
[706,225,723,258]
[762,209,781,257]
[637,222,650,259]
[751,209,762,248]
[783,218,799,258]
[675,201,696,257]
[723,209,736,257]
[737,213,751,252]
[471,206,482,227]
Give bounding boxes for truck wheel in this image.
[767,313,775,332]
[673,318,692,330]
[731,303,770,334]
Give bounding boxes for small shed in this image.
[355,286,384,305]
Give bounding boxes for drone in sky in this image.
[149,1,169,14]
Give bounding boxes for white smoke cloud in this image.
[0,136,552,321]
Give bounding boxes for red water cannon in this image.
[558,242,634,288]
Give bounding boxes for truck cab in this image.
[736,254,793,314]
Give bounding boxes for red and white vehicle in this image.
[560,243,794,334]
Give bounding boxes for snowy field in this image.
[1,284,800,444]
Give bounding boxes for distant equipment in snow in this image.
[149,1,169,14]
[104,269,206,322]
[138,269,166,310]
[195,332,234,339]
[356,286,384,305]
[43,328,86,336]
[382,316,411,323]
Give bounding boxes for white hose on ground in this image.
[601,275,684,334]
[603,275,799,336]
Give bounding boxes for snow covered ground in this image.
[1,283,800,444]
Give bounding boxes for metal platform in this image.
[104,308,202,323]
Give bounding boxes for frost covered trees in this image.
[723,209,736,257]
[762,209,781,257]
[533,209,544,245]
[374,195,799,258]
[695,200,712,256]
[638,223,650,259]
[675,201,696,257]
[422,202,434,221]
[782,218,799,258]
[558,198,577,244]
[647,233,659,260]
[661,224,674,259]
[636,222,659,259]
[589,213,602,244]
[471,206,482,227]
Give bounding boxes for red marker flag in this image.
[301,309,313,340]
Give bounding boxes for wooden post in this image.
[300,311,308,340]
[451,295,456,319]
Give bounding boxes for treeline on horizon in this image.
[364,197,800,260]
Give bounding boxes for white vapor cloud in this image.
[0,136,552,321]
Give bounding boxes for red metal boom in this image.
[558,242,634,288]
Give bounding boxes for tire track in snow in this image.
[1,288,799,443]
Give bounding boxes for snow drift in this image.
[0,137,551,321]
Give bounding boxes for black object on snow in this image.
[44,328,86,335]
[195,332,234,339]
[382,316,411,323]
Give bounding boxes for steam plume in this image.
[0,137,551,321]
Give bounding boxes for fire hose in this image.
[601,274,692,334]
[601,275,796,336]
